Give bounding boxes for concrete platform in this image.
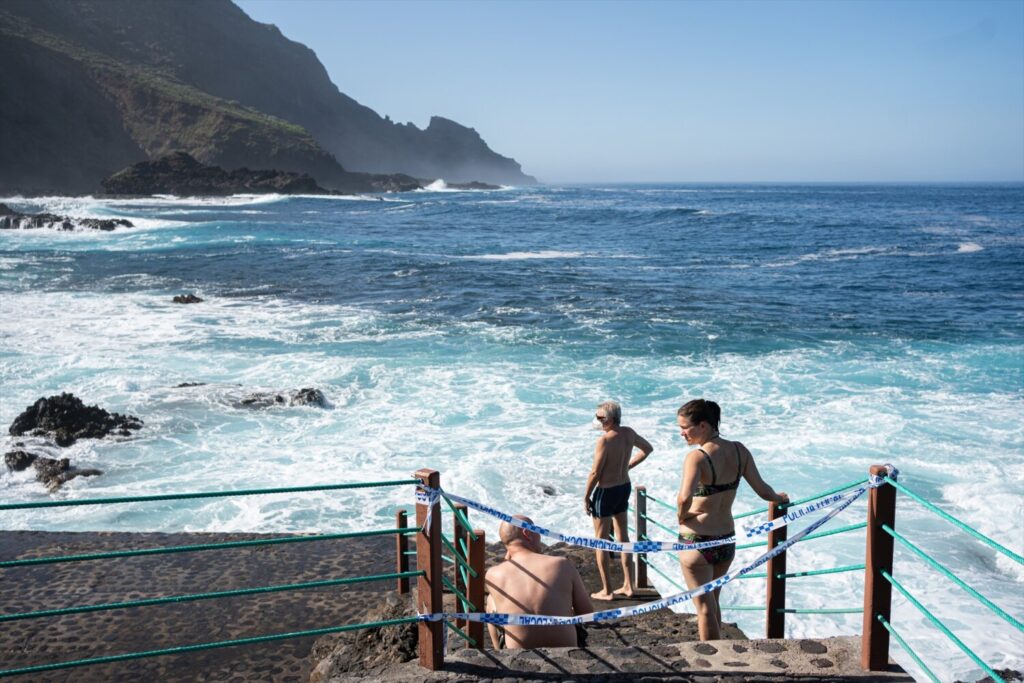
[336,636,912,681]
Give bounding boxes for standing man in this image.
[485,515,594,649]
[584,400,653,600]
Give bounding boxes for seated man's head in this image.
[499,515,542,553]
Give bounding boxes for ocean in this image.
[1,184,1021,680]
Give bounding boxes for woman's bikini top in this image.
[693,443,743,497]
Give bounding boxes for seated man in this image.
[485,515,594,649]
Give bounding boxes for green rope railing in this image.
[640,556,685,592]
[0,479,419,512]
[802,521,866,543]
[0,571,425,623]
[885,478,1023,566]
[779,563,864,579]
[0,616,421,678]
[439,534,478,578]
[722,605,764,611]
[639,512,677,538]
[641,490,676,513]
[440,576,475,612]
[881,569,1003,683]
[0,528,407,569]
[882,524,1022,633]
[445,620,476,647]
[733,479,868,520]
[440,494,479,542]
[877,614,940,683]
[736,572,767,580]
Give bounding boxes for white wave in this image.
[764,246,899,268]
[463,250,585,261]
[957,242,983,253]
[420,179,449,192]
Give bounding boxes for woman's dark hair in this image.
[677,399,721,431]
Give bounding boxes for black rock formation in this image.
[0,203,133,231]
[31,456,103,491]
[237,387,328,409]
[172,293,204,304]
[103,152,329,196]
[4,449,36,471]
[9,393,143,447]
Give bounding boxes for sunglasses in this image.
[595,414,609,422]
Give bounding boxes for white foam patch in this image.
[957,242,983,253]
[464,250,585,261]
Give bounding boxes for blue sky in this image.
[236,0,1024,183]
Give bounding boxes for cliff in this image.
[0,0,534,195]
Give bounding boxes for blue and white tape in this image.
[417,465,896,627]
[417,474,879,554]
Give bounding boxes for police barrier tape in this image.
[417,483,864,554]
[416,465,895,627]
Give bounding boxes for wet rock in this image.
[541,485,557,496]
[31,457,103,491]
[4,449,37,471]
[174,382,207,388]
[9,393,143,446]
[0,203,132,231]
[308,592,417,681]
[958,670,1024,683]
[290,387,327,407]
[172,294,203,304]
[237,388,327,409]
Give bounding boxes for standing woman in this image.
[675,399,788,640]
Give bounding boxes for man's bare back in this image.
[485,516,593,649]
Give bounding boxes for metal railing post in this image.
[468,528,486,649]
[862,464,897,670]
[415,468,443,670]
[765,500,787,638]
[453,503,469,633]
[635,485,650,588]
[396,510,410,594]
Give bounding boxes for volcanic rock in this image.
[31,456,103,491]
[4,449,37,471]
[8,393,143,446]
[309,592,418,682]
[102,152,330,196]
[237,388,327,409]
[0,203,133,231]
[172,294,203,304]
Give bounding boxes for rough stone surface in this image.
[3,449,36,471]
[237,388,328,409]
[172,293,203,304]
[798,639,828,655]
[0,530,399,682]
[0,203,133,231]
[8,392,143,446]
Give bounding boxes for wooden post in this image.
[635,485,650,588]
[862,464,897,670]
[765,500,788,638]
[467,528,486,649]
[415,469,443,670]
[453,503,469,633]
[396,509,410,594]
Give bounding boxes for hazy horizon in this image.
[236,0,1024,184]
